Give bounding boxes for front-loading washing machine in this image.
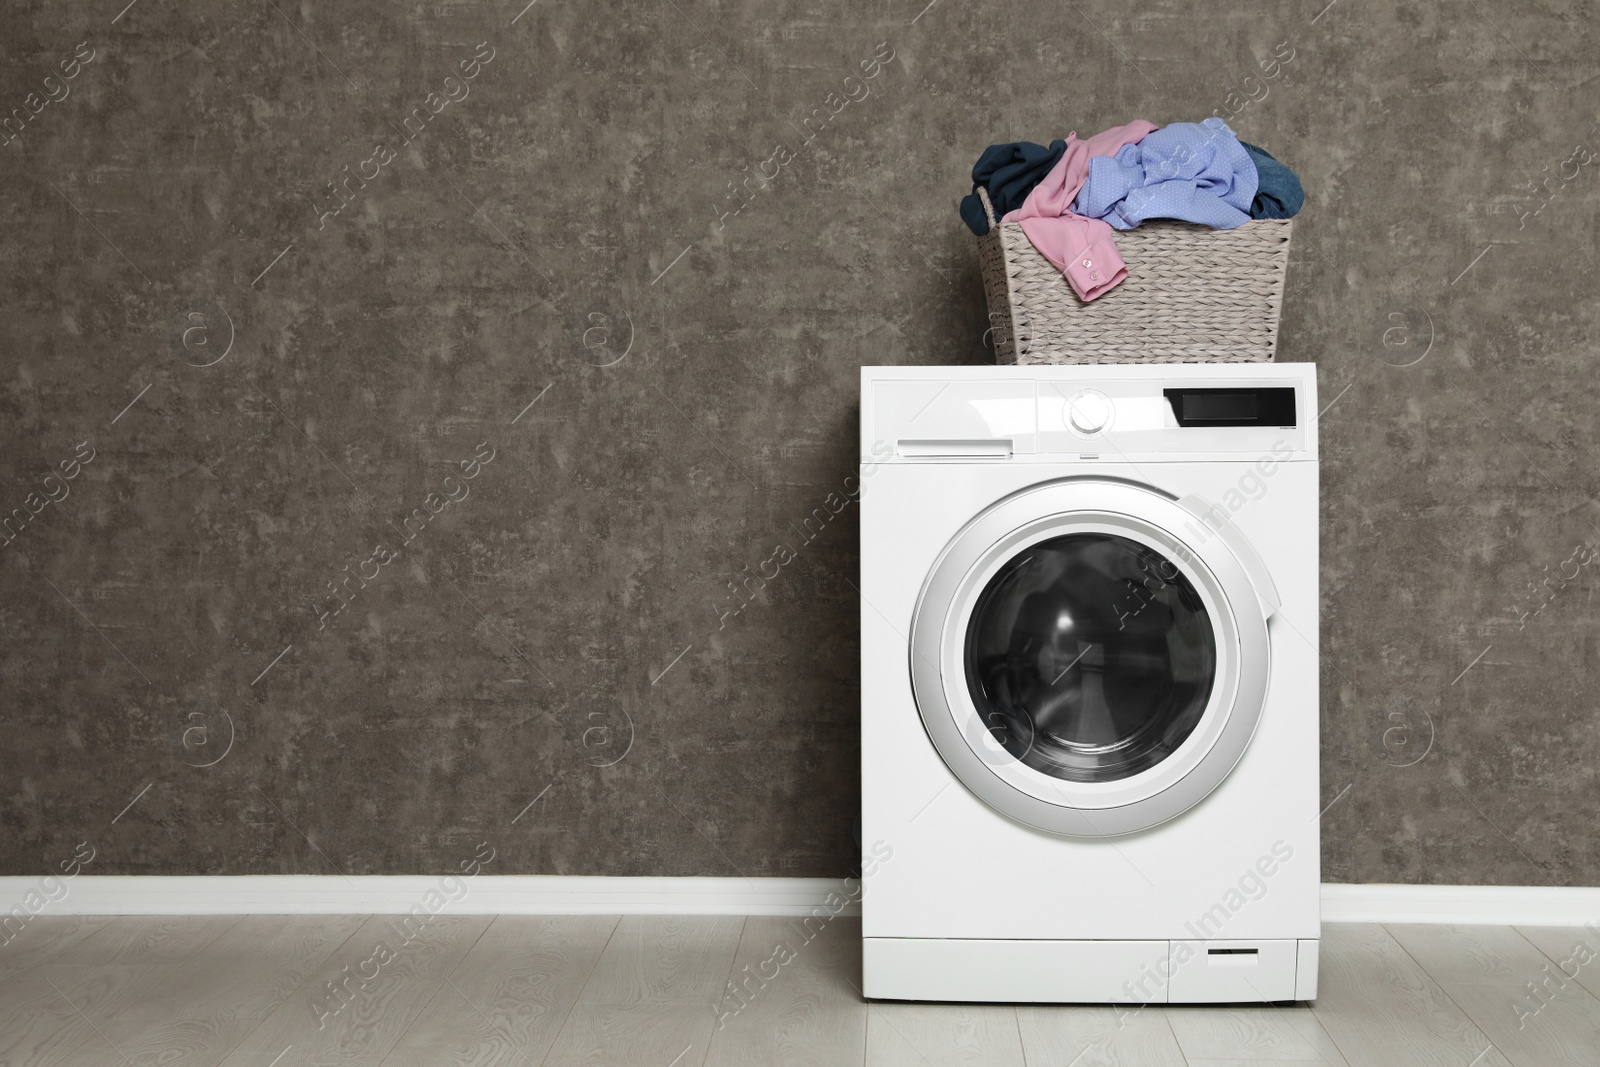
[858,363,1319,1004]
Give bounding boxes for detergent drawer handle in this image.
[896,439,1013,458]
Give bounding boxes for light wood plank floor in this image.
[1,917,1596,1065]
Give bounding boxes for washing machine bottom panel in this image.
[863,937,1318,1004]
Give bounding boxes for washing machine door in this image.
[909,478,1279,837]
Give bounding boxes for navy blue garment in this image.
[1240,141,1304,219]
[960,139,1067,236]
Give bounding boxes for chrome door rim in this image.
[908,479,1272,838]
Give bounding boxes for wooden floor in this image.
[2,915,1597,1065]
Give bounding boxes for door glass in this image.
[964,533,1217,783]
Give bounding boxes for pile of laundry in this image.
[959,118,1303,301]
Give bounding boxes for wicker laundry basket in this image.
[975,186,1292,364]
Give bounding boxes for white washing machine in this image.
[859,363,1320,1004]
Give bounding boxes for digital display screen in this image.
[1164,388,1296,427]
[1183,393,1258,422]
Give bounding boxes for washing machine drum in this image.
[967,531,1218,783]
[910,480,1279,837]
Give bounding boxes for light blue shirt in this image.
[1072,118,1259,231]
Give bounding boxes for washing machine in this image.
[858,363,1320,1004]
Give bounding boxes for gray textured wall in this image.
[1,0,1595,885]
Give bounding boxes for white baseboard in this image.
[1320,883,1600,927]
[0,876,863,918]
[3,877,1597,925]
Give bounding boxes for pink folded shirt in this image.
[1001,120,1159,301]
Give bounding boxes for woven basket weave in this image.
[975,186,1292,364]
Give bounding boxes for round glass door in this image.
[965,533,1217,784]
[909,479,1275,838]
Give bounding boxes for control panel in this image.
[864,366,1316,462]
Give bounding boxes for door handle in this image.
[1176,494,1281,619]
